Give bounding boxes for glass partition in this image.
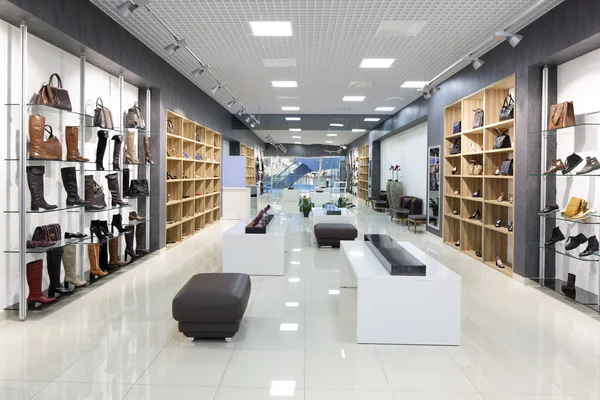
[263,156,345,194]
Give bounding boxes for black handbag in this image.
[453,121,461,134]
[499,94,515,121]
[450,138,461,155]
[94,98,114,130]
[473,108,484,128]
[493,129,512,149]
[501,159,514,176]
[130,179,150,196]
[93,180,107,207]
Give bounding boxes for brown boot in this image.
[144,136,154,164]
[129,211,145,221]
[66,126,89,161]
[124,133,139,164]
[88,243,107,277]
[29,115,58,160]
[85,175,104,210]
[26,260,56,304]
[109,238,128,267]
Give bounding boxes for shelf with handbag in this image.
[84,125,157,136]
[3,236,88,254]
[6,103,93,119]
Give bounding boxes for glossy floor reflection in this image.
[1,194,600,399]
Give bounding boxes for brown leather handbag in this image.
[32,223,62,242]
[93,98,114,130]
[549,101,575,129]
[36,73,72,111]
[43,125,62,160]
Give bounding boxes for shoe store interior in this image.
[2,0,600,399]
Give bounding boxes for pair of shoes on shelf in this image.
[565,233,599,256]
[167,147,176,157]
[544,154,582,175]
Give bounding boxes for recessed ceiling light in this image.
[282,106,299,111]
[352,129,366,132]
[288,278,300,283]
[343,96,365,102]
[325,141,333,144]
[349,81,374,88]
[327,133,338,137]
[328,289,340,295]
[360,58,395,68]
[285,302,299,307]
[376,21,426,37]
[289,128,301,132]
[401,81,429,88]
[250,21,292,37]
[286,117,301,121]
[292,136,301,139]
[294,142,302,144]
[375,107,395,112]
[279,323,298,331]
[278,96,299,100]
[272,81,297,88]
[364,118,380,122]
[263,58,296,68]
[330,123,344,127]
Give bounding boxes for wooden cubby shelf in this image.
[358,145,369,200]
[166,110,222,248]
[241,144,256,185]
[443,74,516,277]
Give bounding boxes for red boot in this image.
[26,260,56,304]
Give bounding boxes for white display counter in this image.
[222,215,288,276]
[222,187,250,220]
[340,240,461,345]
[282,189,301,214]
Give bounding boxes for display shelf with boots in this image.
[106,173,130,206]
[124,134,139,164]
[111,135,122,170]
[135,223,150,256]
[545,227,566,246]
[580,235,600,257]
[26,260,56,305]
[109,238,129,267]
[96,130,109,170]
[144,136,154,164]
[87,243,107,278]
[65,126,89,161]
[26,166,57,211]
[561,273,576,299]
[29,115,58,160]
[85,175,105,211]
[111,214,126,234]
[61,167,87,206]
[124,225,137,261]
[47,248,73,297]
[62,245,87,287]
[99,228,118,273]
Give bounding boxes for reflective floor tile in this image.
[215,387,305,399]
[306,389,395,400]
[123,384,217,400]
[235,321,305,350]
[31,382,131,400]
[220,350,304,388]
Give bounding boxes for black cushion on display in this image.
[408,214,427,221]
[393,209,410,218]
[402,198,413,209]
[314,223,358,247]
[364,234,426,276]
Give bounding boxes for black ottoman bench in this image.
[172,273,251,340]
[314,223,358,247]
[407,214,427,234]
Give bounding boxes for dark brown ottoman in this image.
[407,214,427,234]
[172,273,251,340]
[314,223,358,247]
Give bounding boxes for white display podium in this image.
[222,187,250,220]
[340,240,461,346]
[309,191,331,207]
[222,215,288,276]
[282,189,300,214]
[311,207,358,244]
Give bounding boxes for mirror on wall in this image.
[428,146,440,230]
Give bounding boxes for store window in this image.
[263,156,345,194]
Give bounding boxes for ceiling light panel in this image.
[250,21,292,36]
[292,136,301,138]
[289,128,301,131]
[343,96,365,102]
[277,96,299,100]
[401,81,429,88]
[364,118,381,122]
[282,107,299,111]
[360,58,395,68]
[286,117,301,121]
[325,141,333,143]
[352,129,366,132]
[330,123,344,127]
[327,133,338,137]
[376,20,426,37]
[272,81,298,88]
[375,107,396,112]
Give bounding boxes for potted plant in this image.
[299,196,314,217]
[389,165,394,181]
[394,165,401,181]
[336,197,355,209]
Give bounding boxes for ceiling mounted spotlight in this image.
[250,120,256,128]
[422,84,440,99]
[237,108,245,116]
[462,57,484,70]
[226,98,237,108]
[164,38,187,55]
[495,31,523,48]
[116,0,150,18]
[191,64,209,77]
[245,115,251,123]
[211,81,225,94]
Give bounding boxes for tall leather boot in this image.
[124,225,137,261]
[111,135,122,170]
[26,260,56,304]
[87,243,107,277]
[29,115,57,160]
[105,173,129,206]
[144,136,154,164]
[122,168,131,197]
[66,126,89,161]
[47,248,73,297]
[26,166,57,211]
[101,220,118,272]
[62,245,87,287]
[96,130,108,170]
[85,175,104,211]
[135,223,150,256]
[124,133,139,164]
[561,273,576,299]
[60,167,87,206]
[111,214,125,234]
[109,238,129,267]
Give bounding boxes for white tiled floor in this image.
[2,194,600,399]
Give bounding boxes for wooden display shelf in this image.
[241,144,256,185]
[358,144,369,200]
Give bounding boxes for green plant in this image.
[299,196,314,213]
[336,197,354,208]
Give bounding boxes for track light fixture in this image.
[227,98,237,108]
[495,31,523,48]
[462,57,484,70]
[191,64,209,77]
[250,120,256,128]
[211,81,225,94]
[237,108,245,116]
[422,84,440,100]
[116,0,150,18]
[245,115,251,123]
[164,38,187,55]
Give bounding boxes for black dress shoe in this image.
[562,153,583,175]
[65,232,87,239]
[545,227,565,246]
[538,204,559,215]
[580,235,599,257]
[565,233,587,251]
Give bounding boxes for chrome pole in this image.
[145,88,151,248]
[78,54,86,281]
[19,22,28,321]
[539,66,549,283]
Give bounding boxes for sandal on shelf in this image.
[167,147,176,157]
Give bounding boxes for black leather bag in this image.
[130,179,150,196]
[500,94,515,121]
[453,121,461,134]
[501,159,514,176]
[94,98,114,130]
[93,180,107,207]
[493,129,512,149]
[473,108,484,128]
[450,138,461,155]
[32,223,61,242]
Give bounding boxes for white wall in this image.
[380,122,428,201]
[554,48,600,294]
[0,21,140,311]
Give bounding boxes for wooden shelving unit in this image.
[442,75,516,277]
[358,144,369,200]
[241,144,255,185]
[166,110,221,248]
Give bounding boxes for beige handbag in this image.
[469,160,483,175]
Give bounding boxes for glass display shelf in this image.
[4,204,85,214]
[82,205,132,213]
[530,277,599,307]
[6,103,93,118]
[123,162,157,167]
[529,242,600,262]
[85,169,123,172]
[529,172,600,177]
[529,123,600,136]
[538,212,600,224]
[5,158,93,164]
[4,236,88,254]
[123,194,152,199]
[84,125,157,136]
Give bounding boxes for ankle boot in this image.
[124,134,139,164]
[29,115,58,160]
[66,126,89,161]
[61,167,87,206]
[47,248,73,297]
[580,235,600,257]
[111,214,125,234]
[122,168,131,197]
[124,225,137,261]
[90,220,105,242]
[26,260,56,304]
[62,245,87,287]
[88,243,107,277]
[96,130,108,170]
[85,175,104,211]
[26,166,57,211]
[135,223,150,255]
[144,136,154,164]
[561,273,576,298]
[111,135,122,170]
[106,173,129,206]
[545,227,566,246]
[109,238,129,267]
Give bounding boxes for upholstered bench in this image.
[172,273,251,340]
[407,214,427,234]
[314,223,358,247]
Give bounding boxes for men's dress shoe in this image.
[26,240,55,248]
[577,156,600,175]
[455,241,460,247]
[545,227,565,246]
[562,153,583,174]
[495,218,502,228]
[539,204,559,215]
[65,232,87,239]
[565,233,587,251]
[475,250,482,257]
[507,221,513,232]
[496,256,505,269]
[469,210,481,220]
[472,189,480,198]
[580,236,599,257]
[544,158,565,174]
[451,167,458,175]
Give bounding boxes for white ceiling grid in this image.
[91,0,563,116]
